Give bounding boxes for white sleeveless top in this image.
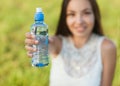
[50,34,105,86]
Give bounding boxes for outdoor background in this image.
[0,0,120,86]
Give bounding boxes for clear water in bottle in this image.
[30,7,49,67]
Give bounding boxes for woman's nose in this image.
[75,15,84,24]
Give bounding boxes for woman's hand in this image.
[25,32,39,57]
[25,32,62,58]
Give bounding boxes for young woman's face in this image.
[66,0,95,37]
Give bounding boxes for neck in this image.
[70,34,92,48]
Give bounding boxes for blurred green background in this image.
[0,0,119,86]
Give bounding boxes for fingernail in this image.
[32,35,35,38]
[33,48,37,51]
[35,40,39,43]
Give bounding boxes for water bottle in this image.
[30,7,49,67]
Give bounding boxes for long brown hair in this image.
[55,0,104,36]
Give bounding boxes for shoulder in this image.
[101,37,116,64]
[102,38,116,54]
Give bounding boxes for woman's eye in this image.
[84,12,92,15]
[67,13,75,17]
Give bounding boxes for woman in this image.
[25,0,116,86]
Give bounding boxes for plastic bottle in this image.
[30,7,49,67]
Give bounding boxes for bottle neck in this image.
[35,20,43,24]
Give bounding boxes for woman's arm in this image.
[101,38,117,86]
[25,32,62,58]
[49,36,62,58]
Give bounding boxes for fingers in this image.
[25,32,35,39]
[25,45,37,52]
[25,45,37,57]
[25,32,38,57]
[27,51,33,57]
[25,39,38,45]
[25,32,39,45]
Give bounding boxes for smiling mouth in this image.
[76,27,86,32]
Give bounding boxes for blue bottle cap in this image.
[34,8,44,21]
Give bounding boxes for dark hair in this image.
[55,0,104,36]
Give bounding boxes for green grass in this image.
[0,0,120,86]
